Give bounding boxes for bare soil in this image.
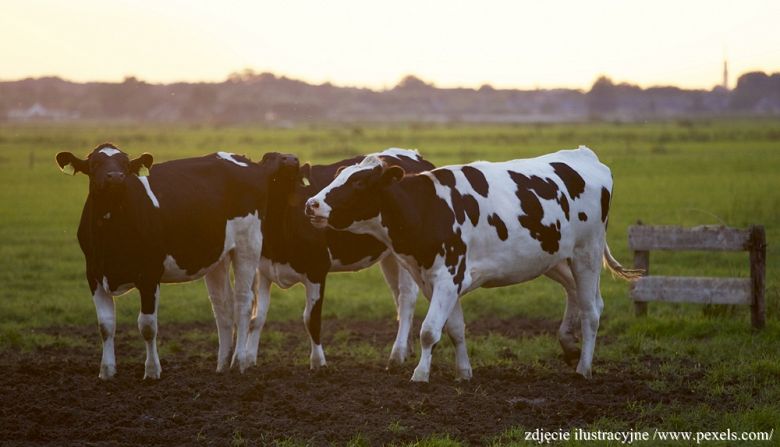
[0,318,707,446]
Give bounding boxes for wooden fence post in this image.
[633,220,649,317]
[749,225,766,329]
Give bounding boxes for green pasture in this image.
[0,120,778,445]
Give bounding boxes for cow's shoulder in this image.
[303,156,365,192]
[384,174,460,270]
[376,148,435,173]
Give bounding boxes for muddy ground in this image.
[0,318,707,446]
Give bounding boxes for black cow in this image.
[56,143,296,379]
[247,148,435,368]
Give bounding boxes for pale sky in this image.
[2,0,778,90]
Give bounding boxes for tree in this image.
[586,76,617,116]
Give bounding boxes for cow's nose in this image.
[282,154,299,166]
[305,198,319,215]
[106,171,125,184]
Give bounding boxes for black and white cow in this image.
[305,146,641,381]
[248,148,435,368]
[56,143,296,379]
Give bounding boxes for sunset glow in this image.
[2,0,779,89]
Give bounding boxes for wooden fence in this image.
[627,222,766,329]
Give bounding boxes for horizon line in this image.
[2,68,766,92]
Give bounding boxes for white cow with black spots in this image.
[305,146,640,381]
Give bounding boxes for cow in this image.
[247,148,435,368]
[55,143,297,379]
[304,146,641,382]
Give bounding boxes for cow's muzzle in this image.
[106,171,126,185]
[305,198,328,228]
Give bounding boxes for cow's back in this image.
[427,147,611,292]
[145,154,267,281]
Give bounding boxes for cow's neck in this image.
[376,174,460,272]
[86,176,153,238]
[263,181,302,251]
[377,176,429,248]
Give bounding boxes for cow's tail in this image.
[603,243,644,281]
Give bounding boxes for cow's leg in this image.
[205,257,233,372]
[92,284,116,380]
[230,250,260,374]
[137,284,161,380]
[379,256,419,366]
[444,299,472,381]
[544,261,581,366]
[412,284,459,382]
[303,280,327,369]
[570,242,605,379]
[246,272,271,366]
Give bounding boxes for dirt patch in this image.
[1,319,706,446]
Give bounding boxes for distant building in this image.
[722,59,729,90]
[7,102,79,121]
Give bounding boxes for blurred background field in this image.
[1,120,778,441]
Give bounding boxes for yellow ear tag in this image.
[62,163,75,175]
[137,166,150,177]
[302,176,310,186]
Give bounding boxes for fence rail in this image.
[627,223,766,329]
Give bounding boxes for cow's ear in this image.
[380,166,405,186]
[299,163,312,187]
[334,165,347,178]
[56,152,89,176]
[130,153,154,177]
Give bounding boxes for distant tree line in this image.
[1,70,779,124]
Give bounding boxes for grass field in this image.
[1,120,778,445]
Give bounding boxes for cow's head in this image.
[259,151,300,185]
[56,143,153,197]
[304,156,404,230]
[258,151,301,205]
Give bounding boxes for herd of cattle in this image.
[55,143,640,382]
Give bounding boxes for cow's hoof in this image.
[387,348,407,367]
[576,364,592,379]
[309,360,327,370]
[411,367,430,383]
[238,358,252,374]
[98,364,116,380]
[456,367,473,382]
[144,363,161,380]
[309,353,327,370]
[230,352,253,373]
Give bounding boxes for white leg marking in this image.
[137,285,161,380]
[229,216,262,373]
[205,257,233,372]
[545,261,581,366]
[246,272,271,366]
[93,284,116,380]
[412,284,459,382]
[445,300,472,381]
[571,242,605,379]
[380,256,419,366]
[303,282,327,369]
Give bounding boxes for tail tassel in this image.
[603,244,644,281]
